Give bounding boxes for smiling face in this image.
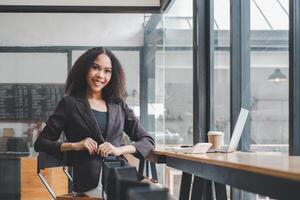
[86,53,112,97]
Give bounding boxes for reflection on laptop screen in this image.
[227,108,249,152]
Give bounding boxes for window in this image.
[213,0,231,145]
[250,0,289,153]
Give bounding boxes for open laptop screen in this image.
[227,108,249,152]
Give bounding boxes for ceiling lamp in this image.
[267,68,288,83]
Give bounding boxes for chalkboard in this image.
[0,84,64,120]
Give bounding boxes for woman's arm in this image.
[97,142,136,157]
[122,103,155,158]
[119,144,136,154]
[96,102,155,158]
[60,138,98,155]
[35,97,99,155]
[34,97,69,155]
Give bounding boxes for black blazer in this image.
[34,95,155,192]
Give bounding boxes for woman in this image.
[34,47,155,198]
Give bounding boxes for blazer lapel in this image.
[106,102,118,139]
[74,97,105,142]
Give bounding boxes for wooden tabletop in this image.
[150,147,300,182]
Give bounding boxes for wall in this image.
[0,13,143,139]
[0,13,144,46]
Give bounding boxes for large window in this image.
[162,0,193,146]
[149,0,193,146]
[250,0,289,153]
[214,0,231,145]
[145,0,193,197]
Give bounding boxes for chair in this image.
[124,153,159,183]
[37,152,158,200]
[37,152,101,200]
[127,187,170,200]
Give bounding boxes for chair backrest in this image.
[37,152,71,200]
[101,156,125,200]
[37,152,68,172]
[127,188,169,200]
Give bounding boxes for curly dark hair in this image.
[65,47,126,103]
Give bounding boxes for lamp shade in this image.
[267,68,287,83]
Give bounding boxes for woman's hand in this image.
[97,142,122,157]
[72,138,98,155]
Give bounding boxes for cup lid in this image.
[207,131,223,135]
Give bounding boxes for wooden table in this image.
[149,147,300,200]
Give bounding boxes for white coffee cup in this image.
[207,131,224,150]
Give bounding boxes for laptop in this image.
[207,108,249,153]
